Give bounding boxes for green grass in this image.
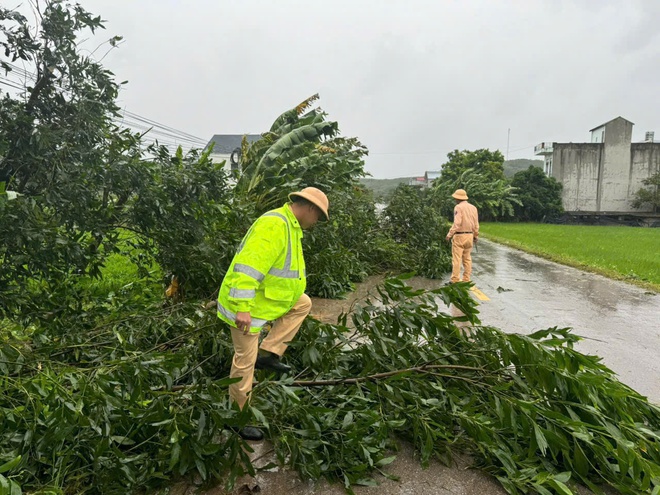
[77,232,163,298]
[481,223,660,292]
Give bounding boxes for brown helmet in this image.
[288,187,329,220]
[451,189,468,200]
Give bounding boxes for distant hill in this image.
[360,159,545,199]
[360,177,411,200]
[503,159,544,177]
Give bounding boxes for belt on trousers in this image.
[456,232,473,234]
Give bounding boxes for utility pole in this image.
[506,128,510,160]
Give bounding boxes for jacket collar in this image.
[282,203,302,232]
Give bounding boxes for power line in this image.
[113,118,206,146]
[507,144,535,153]
[0,67,208,149]
[370,150,452,156]
[0,77,26,92]
[121,110,206,143]
[119,122,206,145]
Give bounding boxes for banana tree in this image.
[234,95,367,213]
[432,168,522,221]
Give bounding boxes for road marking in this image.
[470,286,490,301]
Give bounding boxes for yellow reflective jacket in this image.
[217,203,306,333]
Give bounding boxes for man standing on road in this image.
[217,187,329,441]
[445,188,479,284]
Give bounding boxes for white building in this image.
[535,117,660,214]
[424,170,442,186]
[408,170,442,188]
[205,134,262,171]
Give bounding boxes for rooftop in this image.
[589,116,634,132]
[205,134,262,154]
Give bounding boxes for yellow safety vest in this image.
[217,203,306,333]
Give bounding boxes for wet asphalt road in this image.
[470,239,660,404]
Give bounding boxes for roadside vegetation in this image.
[427,149,563,223]
[360,159,545,201]
[481,223,660,291]
[632,171,660,213]
[0,2,659,495]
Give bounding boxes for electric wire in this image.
[0,65,208,151]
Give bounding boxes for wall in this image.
[209,153,232,171]
[591,126,605,143]
[553,141,660,213]
[552,144,602,212]
[599,119,634,212]
[630,144,660,212]
[549,118,660,214]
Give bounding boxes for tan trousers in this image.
[229,293,312,409]
[450,234,474,283]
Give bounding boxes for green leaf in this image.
[250,406,269,428]
[534,424,549,456]
[0,457,21,475]
[195,458,207,481]
[0,475,9,494]
[150,418,174,427]
[572,443,590,477]
[9,480,21,495]
[531,483,554,495]
[548,479,573,495]
[375,456,396,467]
[553,471,571,484]
[111,436,136,446]
[342,411,354,429]
[169,443,181,471]
[197,410,206,440]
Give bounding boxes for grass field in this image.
[480,223,660,291]
[79,232,163,298]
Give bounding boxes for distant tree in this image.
[510,166,563,221]
[382,185,451,278]
[503,158,544,178]
[439,149,506,183]
[631,172,660,213]
[432,169,521,221]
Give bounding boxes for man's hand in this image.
[235,311,252,334]
[445,235,452,242]
[474,237,478,245]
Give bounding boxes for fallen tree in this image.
[1,277,659,494]
[1,4,658,494]
[256,277,660,494]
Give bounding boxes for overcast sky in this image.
[78,0,660,178]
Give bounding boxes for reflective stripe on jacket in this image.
[217,203,306,333]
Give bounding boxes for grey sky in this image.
[81,0,659,178]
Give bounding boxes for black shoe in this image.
[238,426,264,441]
[255,352,292,373]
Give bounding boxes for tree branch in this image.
[169,363,485,392]
[288,364,484,387]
